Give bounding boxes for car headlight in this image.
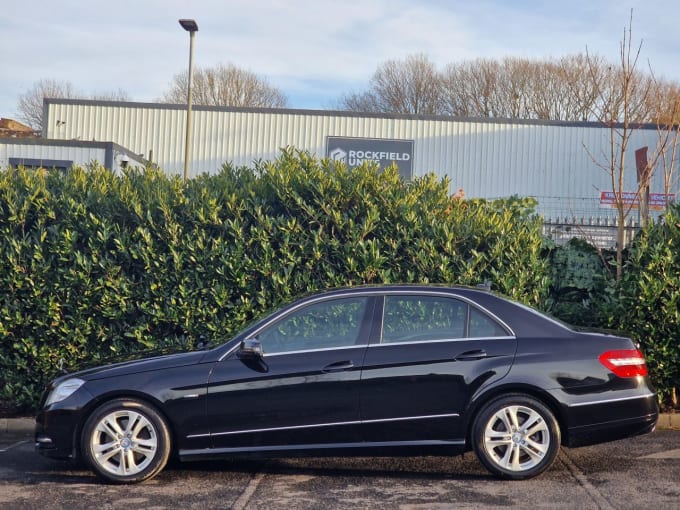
[45,378,85,406]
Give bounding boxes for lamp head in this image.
[179,19,198,32]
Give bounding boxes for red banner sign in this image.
[599,191,675,211]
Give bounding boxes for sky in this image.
[1,0,679,120]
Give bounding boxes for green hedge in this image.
[544,209,680,407]
[616,206,680,405]
[545,238,615,327]
[0,150,549,409]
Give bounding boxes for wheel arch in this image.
[464,384,568,448]
[74,390,178,461]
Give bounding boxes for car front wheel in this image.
[472,394,560,480]
[81,398,171,483]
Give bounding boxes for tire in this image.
[472,394,560,480]
[81,398,171,484]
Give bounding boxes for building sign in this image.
[599,191,675,211]
[326,136,414,179]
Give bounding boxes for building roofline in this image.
[43,98,667,131]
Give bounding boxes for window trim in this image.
[368,335,516,348]
[376,292,514,345]
[264,344,368,357]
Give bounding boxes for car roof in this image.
[306,283,492,298]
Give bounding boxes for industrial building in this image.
[0,136,146,173]
[5,97,675,247]
[42,99,677,228]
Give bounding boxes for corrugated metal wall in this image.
[0,139,146,172]
[0,141,106,169]
[44,100,675,220]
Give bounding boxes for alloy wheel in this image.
[482,404,550,472]
[472,394,560,479]
[89,409,158,476]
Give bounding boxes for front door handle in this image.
[322,360,355,373]
[455,349,487,361]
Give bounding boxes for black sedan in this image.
[35,285,658,483]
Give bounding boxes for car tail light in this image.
[598,349,648,377]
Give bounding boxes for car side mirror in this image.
[238,338,264,359]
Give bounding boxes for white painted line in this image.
[642,449,680,459]
[0,440,30,453]
[559,450,616,510]
[232,468,267,510]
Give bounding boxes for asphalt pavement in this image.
[1,422,679,509]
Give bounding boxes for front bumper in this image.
[34,407,82,459]
[34,384,96,460]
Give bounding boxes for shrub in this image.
[616,206,680,407]
[545,238,615,327]
[0,150,549,409]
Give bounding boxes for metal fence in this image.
[529,195,670,248]
[542,217,641,249]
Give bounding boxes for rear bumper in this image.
[559,392,659,447]
[564,411,658,447]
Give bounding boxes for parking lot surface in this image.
[1,429,679,509]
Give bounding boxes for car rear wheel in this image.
[472,394,560,480]
[81,398,171,483]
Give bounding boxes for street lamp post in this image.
[179,19,198,182]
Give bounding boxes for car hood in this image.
[61,349,209,382]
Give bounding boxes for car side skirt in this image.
[179,439,467,461]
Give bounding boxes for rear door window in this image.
[381,295,508,343]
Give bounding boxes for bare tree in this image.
[160,63,287,108]
[17,80,129,132]
[338,91,382,113]
[651,82,680,210]
[584,12,655,279]
[353,52,680,123]
[441,54,627,121]
[17,79,77,131]
[555,54,608,121]
[339,54,440,115]
[440,58,500,117]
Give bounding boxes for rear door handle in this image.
[322,360,355,373]
[455,350,487,361]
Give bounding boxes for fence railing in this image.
[542,216,641,249]
[529,195,673,248]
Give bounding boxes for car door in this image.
[359,292,517,443]
[206,295,375,451]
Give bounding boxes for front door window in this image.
[258,297,369,354]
